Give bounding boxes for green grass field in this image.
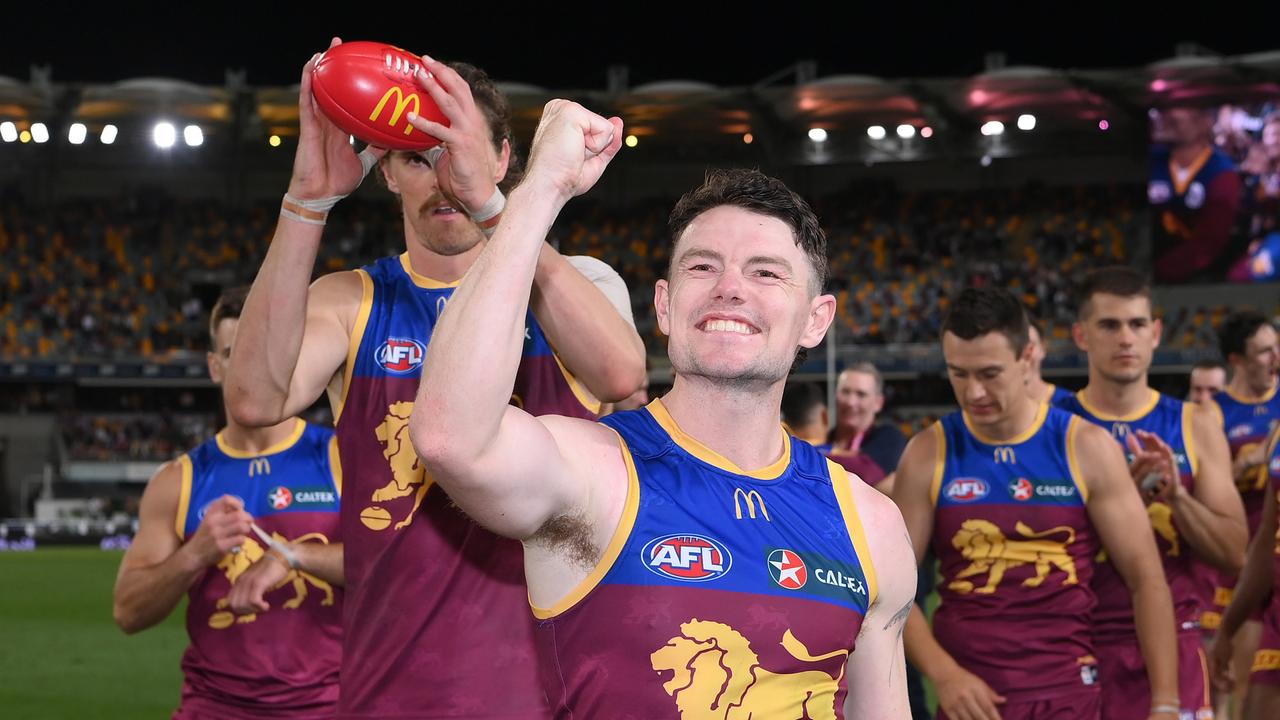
[0,547,186,719]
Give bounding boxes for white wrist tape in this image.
[280,146,382,224]
[251,523,299,570]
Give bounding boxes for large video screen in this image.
[1149,103,1279,283]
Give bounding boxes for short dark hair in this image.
[209,286,250,348]
[942,287,1029,356]
[1219,310,1273,360]
[667,169,828,294]
[1076,266,1152,319]
[1025,309,1044,342]
[1191,358,1226,373]
[781,382,826,428]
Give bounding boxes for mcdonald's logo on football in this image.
[369,87,419,137]
[249,458,272,477]
[733,488,770,521]
[993,447,1016,464]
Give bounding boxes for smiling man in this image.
[407,99,917,719]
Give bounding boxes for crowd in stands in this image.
[0,183,1249,366]
[62,413,217,461]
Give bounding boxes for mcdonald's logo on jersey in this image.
[993,447,1017,464]
[1111,423,1131,439]
[249,458,271,477]
[733,488,770,521]
[369,87,420,137]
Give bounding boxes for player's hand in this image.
[227,550,291,615]
[1231,443,1265,480]
[289,37,387,201]
[523,100,623,204]
[188,495,253,567]
[934,665,1006,720]
[1126,431,1178,504]
[1208,631,1236,692]
[405,58,503,213]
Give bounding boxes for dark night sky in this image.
[5,5,1277,89]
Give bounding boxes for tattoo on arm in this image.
[883,601,912,635]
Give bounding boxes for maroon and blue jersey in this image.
[931,405,1101,702]
[334,253,596,719]
[533,399,877,719]
[1047,383,1075,406]
[1055,390,1203,638]
[1215,385,1280,532]
[176,419,342,719]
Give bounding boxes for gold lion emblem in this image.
[361,400,432,531]
[1147,503,1180,557]
[650,618,848,719]
[207,532,335,629]
[948,519,1078,594]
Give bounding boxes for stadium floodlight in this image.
[269,134,282,147]
[1017,114,1036,131]
[980,154,993,167]
[921,126,934,139]
[101,124,118,144]
[625,134,638,148]
[808,127,828,143]
[31,123,49,143]
[865,125,886,140]
[896,124,916,139]
[68,123,87,145]
[0,122,16,143]
[153,122,176,148]
[742,133,753,144]
[980,120,1005,136]
[184,125,203,147]
[1099,119,1110,131]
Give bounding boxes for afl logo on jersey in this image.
[268,486,293,510]
[1185,182,1206,209]
[642,534,732,583]
[944,477,989,503]
[1010,478,1034,502]
[377,338,426,374]
[767,549,809,590]
[1148,180,1171,204]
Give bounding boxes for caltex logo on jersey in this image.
[642,534,732,582]
[944,477,989,503]
[268,486,293,510]
[1010,478,1034,501]
[377,338,426,374]
[767,549,809,590]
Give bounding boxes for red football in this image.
[311,41,449,151]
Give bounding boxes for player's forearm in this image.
[225,216,324,427]
[902,603,960,681]
[113,545,206,634]
[530,245,645,403]
[412,183,565,468]
[1169,491,1247,572]
[290,541,344,586]
[1130,574,1180,704]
